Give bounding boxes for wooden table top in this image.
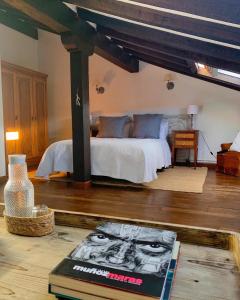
[0,219,239,300]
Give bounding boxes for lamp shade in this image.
[6,131,19,141]
[187,105,199,115]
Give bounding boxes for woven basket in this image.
[4,209,54,237]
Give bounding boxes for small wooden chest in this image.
[217,151,240,177]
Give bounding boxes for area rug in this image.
[144,167,208,193]
[28,167,208,193]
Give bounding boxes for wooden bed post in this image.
[70,50,91,182]
[61,32,94,184]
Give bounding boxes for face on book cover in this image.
[70,223,175,276]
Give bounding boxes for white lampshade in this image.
[187,105,199,115]
[6,131,19,141]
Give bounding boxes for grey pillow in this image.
[132,114,163,139]
[98,116,130,138]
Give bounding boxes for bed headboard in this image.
[163,114,189,136]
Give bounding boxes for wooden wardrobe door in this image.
[1,69,17,155]
[15,73,34,158]
[32,77,48,157]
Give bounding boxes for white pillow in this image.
[230,131,240,152]
[160,119,169,139]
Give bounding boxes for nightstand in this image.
[172,130,199,169]
[90,125,99,137]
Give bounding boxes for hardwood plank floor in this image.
[0,170,239,232]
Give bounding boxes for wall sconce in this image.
[6,131,19,141]
[164,73,176,90]
[96,85,105,94]
[166,81,175,90]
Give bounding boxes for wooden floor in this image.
[0,219,239,300]
[1,169,239,232]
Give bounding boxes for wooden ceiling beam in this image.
[133,52,193,73]
[78,9,240,66]
[62,31,139,73]
[128,0,240,25]
[94,34,139,73]
[126,49,189,68]
[0,2,57,34]
[2,0,96,44]
[0,5,38,39]
[134,52,193,72]
[186,60,198,74]
[67,0,240,47]
[1,0,138,72]
[120,41,198,74]
[2,0,69,32]
[111,39,189,67]
[116,38,198,74]
[97,25,240,74]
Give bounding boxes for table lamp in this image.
[187,105,199,129]
[6,131,19,141]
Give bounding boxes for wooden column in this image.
[70,51,91,182]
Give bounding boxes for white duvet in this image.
[36,138,171,183]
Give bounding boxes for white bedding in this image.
[36,138,171,183]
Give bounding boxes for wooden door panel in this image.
[1,61,48,167]
[33,78,47,156]
[1,70,17,155]
[16,74,34,158]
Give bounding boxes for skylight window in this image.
[218,69,240,79]
[196,63,205,69]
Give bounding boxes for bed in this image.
[36,137,171,183]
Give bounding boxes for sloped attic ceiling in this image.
[1,0,240,90]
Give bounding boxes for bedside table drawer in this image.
[172,130,199,168]
[175,133,195,139]
[175,140,195,147]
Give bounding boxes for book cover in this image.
[49,246,180,300]
[50,222,176,299]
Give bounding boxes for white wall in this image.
[89,55,240,162]
[0,59,5,176]
[0,24,39,175]
[38,30,71,143]
[0,24,39,70]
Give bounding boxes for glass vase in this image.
[4,155,34,217]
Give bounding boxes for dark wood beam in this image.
[67,0,240,47]
[112,40,189,67]
[98,26,240,74]
[136,53,194,74]
[61,31,94,53]
[127,0,240,25]
[112,37,197,74]
[0,6,38,39]
[125,49,191,71]
[95,34,139,73]
[70,51,91,182]
[78,9,240,67]
[136,53,240,92]
[0,2,58,34]
[2,0,138,73]
[2,0,69,32]
[61,31,139,72]
[186,60,198,74]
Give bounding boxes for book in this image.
[163,241,180,300]
[49,222,177,300]
[49,242,180,300]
